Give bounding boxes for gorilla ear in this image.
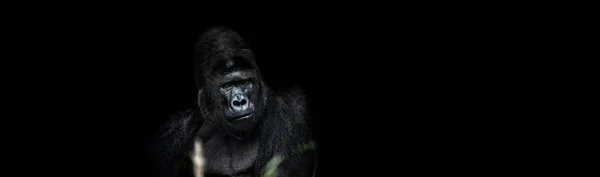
[197,89,204,108]
[261,82,268,105]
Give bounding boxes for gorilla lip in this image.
[233,113,253,121]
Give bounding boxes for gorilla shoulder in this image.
[163,109,202,133]
[261,87,310,140]
[155,109,202,152]
[271,87,308,120]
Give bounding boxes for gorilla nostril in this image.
[241,99,247,105]
[233,100,241,107]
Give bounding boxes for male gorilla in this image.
[153,27,316,177]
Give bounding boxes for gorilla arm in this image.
[257,88,317,177]
[153,109,203,177]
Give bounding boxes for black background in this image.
[7,8,536,176]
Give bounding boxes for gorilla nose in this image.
[230,94,249,112]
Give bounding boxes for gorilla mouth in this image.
[233,113,253,121]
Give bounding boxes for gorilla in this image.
[153,27,317,177]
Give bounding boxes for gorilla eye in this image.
[242,80,251,85]
[220,83,232,89]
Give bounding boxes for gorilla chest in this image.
[203,133,259,176]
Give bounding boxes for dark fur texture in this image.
[153,27,316,177]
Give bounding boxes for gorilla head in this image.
[193,27,268,138]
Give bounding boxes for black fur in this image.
[153,27,316,177]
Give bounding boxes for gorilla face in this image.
[216,68,256,124]
[202,56,262,135]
